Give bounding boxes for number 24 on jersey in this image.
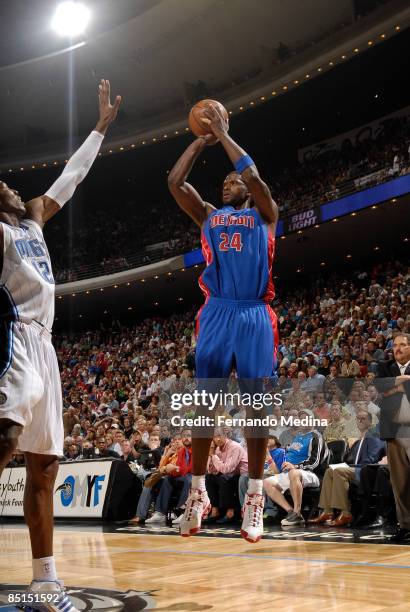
[219,232,243,252]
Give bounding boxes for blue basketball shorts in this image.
[195,297,278,379]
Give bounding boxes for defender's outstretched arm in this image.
[25,79,121,228]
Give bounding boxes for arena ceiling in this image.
[1,0,408,168]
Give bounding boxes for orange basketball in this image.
[188,99,229,137]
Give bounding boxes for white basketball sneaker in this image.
[179,488,211,537]
[241,493,264,543]
[22,580,79,611]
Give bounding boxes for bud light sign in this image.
[285,207,321,233]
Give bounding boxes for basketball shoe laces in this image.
[244,494,264,526]
[185,488,208,520]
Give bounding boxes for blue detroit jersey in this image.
[199,206,275,301]
[195,206,278,379]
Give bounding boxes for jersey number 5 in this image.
[219,232,243,252]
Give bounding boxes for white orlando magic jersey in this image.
[0,219,55,330]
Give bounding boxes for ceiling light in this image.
[51,2,90,37]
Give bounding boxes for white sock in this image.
[32,556,57,582]
[192,475,206,491]
[248,478,263,495]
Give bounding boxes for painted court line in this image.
[112,547,410,570]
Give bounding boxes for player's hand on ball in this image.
[200,133,218,146]
[97,79,121,128]
[202,105,229,138]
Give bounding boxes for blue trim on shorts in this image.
[0,285,18,379]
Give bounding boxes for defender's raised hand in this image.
[96,79,121,134]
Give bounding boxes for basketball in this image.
[188,99,229,137]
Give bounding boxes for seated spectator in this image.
[318,355,332,377]
[303,366,325,393]
[138,433,163,476]
[145,429,192,525]
[340,348,361,378]
[266,435,286,472]
[205,433,248,525]
[130,434,183,525]
[309,411,385,526]
[120,439,138,463]
[130,431,149,460]
[323,401,349,443]
[278,409,300,447]
[65,443,80,461]
[95,437,121,459]
[263,409,328,526]
[312,392,331,422]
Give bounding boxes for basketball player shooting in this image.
[0,80,120,610]
[168,103,279,543]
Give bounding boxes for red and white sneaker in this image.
[179,488,211,537]
[241,493,264,543]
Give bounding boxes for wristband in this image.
[234,154,254,174]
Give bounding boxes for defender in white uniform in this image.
[0,79,120,612]
[0,219,61,455]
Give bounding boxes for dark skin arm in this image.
[24,79,121,230]
[202,105,279,233]
[167,135,217,227]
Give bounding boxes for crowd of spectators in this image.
[8,258,408,528]
[50,114,410,282]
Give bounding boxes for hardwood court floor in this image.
[1,526,410,611]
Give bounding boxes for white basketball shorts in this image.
[265,469,320,493]
[0,321,63,456]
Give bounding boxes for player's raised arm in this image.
[167,136,216,227]
[24,79,121,229]
[202,106,278,229]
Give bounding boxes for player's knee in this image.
[0,421,23,461]
[26,455,59,490]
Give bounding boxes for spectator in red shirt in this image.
[145,429,192,525]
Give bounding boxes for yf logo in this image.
[55,474,105,508]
